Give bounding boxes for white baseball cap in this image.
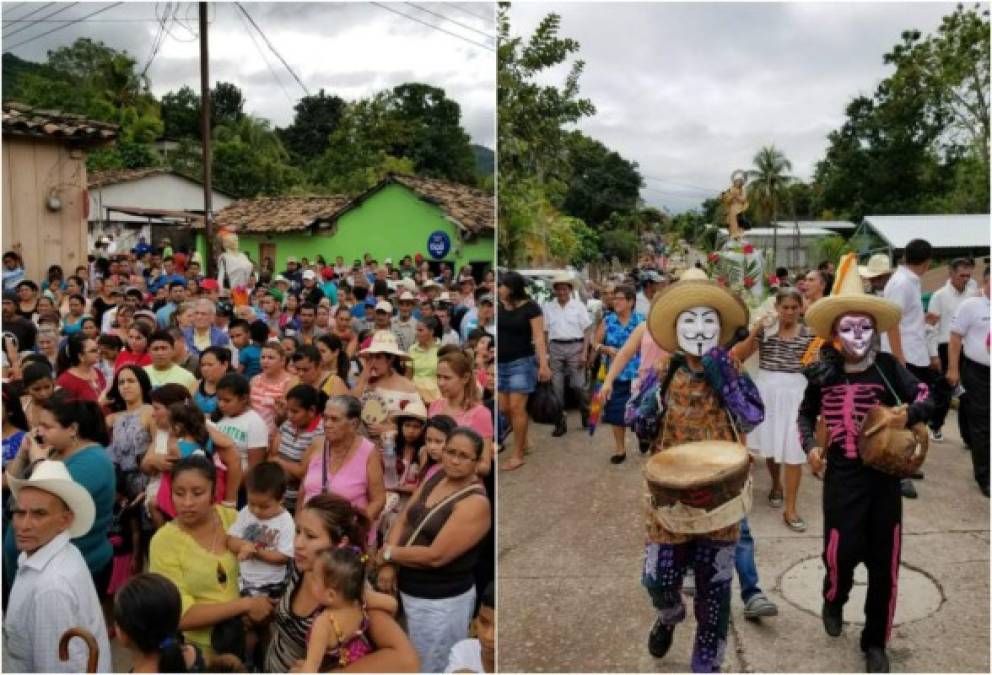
[375,300,394,313]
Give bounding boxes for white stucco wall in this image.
[88,173,233,250]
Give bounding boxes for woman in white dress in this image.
[733,288,814,531]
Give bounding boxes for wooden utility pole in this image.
[199,1,213,275]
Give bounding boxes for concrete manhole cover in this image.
[780,557,943,625]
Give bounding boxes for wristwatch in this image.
[383,544,393,562]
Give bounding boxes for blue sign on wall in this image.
[427,230,451,260]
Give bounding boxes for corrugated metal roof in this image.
[717,227,836,237]
[771,220,857,231]
[862,214,991,249]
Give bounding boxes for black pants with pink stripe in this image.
[821,455,903,649]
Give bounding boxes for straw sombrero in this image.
[804,253,901,338]
[647,272,749,353]
[359,330,411,360]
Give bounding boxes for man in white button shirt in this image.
[947,265,990,497]
[543,273,592,436]
[882,239,942,498]
[925,258,978,442]
[3,461,111,673]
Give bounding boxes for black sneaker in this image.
[551,417,567,437]
[865,647,890,673]
[900,479,918,499]
[822,601,843,637]
[638,438,652,454]
[648,617,674,658]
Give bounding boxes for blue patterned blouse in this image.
[603,311,645,382]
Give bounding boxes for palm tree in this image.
[747,146,795,266]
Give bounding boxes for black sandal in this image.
[610,453,627,464]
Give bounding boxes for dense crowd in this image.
[498,239,989,673]
[1,242,495,673]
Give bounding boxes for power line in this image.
[370,2,494,52]
[445,3,494,24]
[235,2,309,97]
[3,2,74,39]
[641,173,721,194]
[5,2,123,51]
[404,2,494,41]
[139,2,171,77]
[3,17,175,23]
[1,3,29,19]
[1,3,54,27]
[233,3,295,105]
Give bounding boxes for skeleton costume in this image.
[640,269,760,673]
[798,254,934,672]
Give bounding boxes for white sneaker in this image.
[929,428,944,442]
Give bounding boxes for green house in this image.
[196,174,494,276]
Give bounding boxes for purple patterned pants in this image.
[642,538,736,673]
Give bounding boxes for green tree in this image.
[211,115,301,197]
[161,86,201,139]
[498,4,596,266]
[277,89,346,163]
[561,130,643,227]
[747,145,794,266]
[210,81,245,130]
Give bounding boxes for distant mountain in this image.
[2,53,55,99]
[472,144,494,177]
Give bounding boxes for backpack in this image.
[625,354,683,443]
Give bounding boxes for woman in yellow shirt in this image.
[149,455,274,655]
[407,317,441,405]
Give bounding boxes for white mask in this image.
[836,313,875,360]
[676,306,721,356]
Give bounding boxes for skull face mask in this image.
[676,306,721,357]
[836,313,876,360]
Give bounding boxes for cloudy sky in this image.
[509,2,970,213]
[2,1,496,146]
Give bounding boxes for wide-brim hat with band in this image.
[551,272,576,289]
[805,253,902,338]
[9,460,95,538]
[393,398,428,421]
[359,330,411,360]
[648,271,749,353]
[857,253,894,279]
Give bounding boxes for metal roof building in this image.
[857,214,991,254]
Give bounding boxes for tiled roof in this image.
[2,101,118,145]
[208,195,351,232]
[87,167,170,189]
[386,174,494,234]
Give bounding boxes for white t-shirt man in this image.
[929,280,978,345]
[881,265,929,367]
[216,410,270,469]
[227,507,295,593]
[950,294,990,367]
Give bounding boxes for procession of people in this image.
[498,238,989,674]
[1,242,495,673]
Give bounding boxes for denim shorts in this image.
[498,355,538,394]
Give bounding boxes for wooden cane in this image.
[59,627,99,674]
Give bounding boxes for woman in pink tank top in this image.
[298,396,386,546]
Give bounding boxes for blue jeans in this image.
[735,517,762,602]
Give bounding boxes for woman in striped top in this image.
[250,340,297,440]
[264,494,417,673]
[733,288,814,531]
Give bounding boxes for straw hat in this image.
[360,331,411,360]
[551,272,576,289]
[647,271,749,353]
[805,253,902,338]
[393,398,428,421]
[858,253,893,279]
[9,461,95,538]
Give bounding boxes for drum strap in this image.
[658,364,743,448]
[872,364,903,406]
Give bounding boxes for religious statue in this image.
[720,170,749,240]
[217,230,253,305]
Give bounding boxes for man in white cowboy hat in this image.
[392,291,419,352]
[858,252,894,296]
[641,270,775,672]
[798,253,935,673]
[542,272,592,436]
[3,461,112,673]
[635,269,666,316]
